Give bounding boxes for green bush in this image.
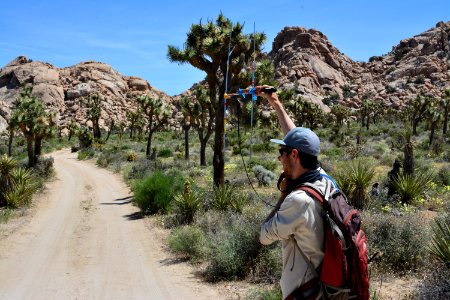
[168,225,208,261]
[252,142,275,153]
[158,148,173,158]
[204,209,264,281]
[436,166,450,186]
[252,245,282,283]
[364,212,429,273]
[248,158,277,172]
[33,156,54,179]
[253,165,276,186]
[246,288,283,300]
[133,170,184,214]
[126,158,153,180]
[77,148,95,160]
[414,264,450,299]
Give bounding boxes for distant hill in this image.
[271,20,450,109]
[1,20,449,132]
[0,57,172,133]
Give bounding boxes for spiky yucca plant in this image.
[393,171,432,204]
[335,159,375,210]
[173,181,202,224]
[0,154,18,206]
[211,184,235,212]
[4,167,35,208]
[429,217,450,268]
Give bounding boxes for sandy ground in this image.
[0,149,228,300]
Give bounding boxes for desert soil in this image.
[0,149,231,300]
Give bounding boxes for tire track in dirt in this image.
[0,149,225,300]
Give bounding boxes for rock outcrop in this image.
[0,57,171,133]
[271,21,450,110]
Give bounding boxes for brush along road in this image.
[0,149,223,300]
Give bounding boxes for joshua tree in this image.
[67,118,79,141]
[427,101,443,147]
[168,13,266,186]
[301,101,324,130]
[84,93,103,140]
[180,85,214,166]
[126,109,144,139]
[408,94,431,135]
[9,86,56,167]
[33,111,57,161]
[402,126,415,176]
[136,95,169,158]
[331,105,350,126]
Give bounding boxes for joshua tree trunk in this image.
[212,80,225,187]
[429,123,436,146]
[403,142,414,176]
[34,136,42,165]
[26,136,35,168]
[200,139,207,166]
[146,130,153,158]
[8,128,13,157]
[93,120,101,139]
[183,124,190,161]
[352,188,366,210]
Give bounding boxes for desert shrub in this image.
[435,165,450,186]
[414,75,425,84]
[429,214,450,266]
[363,212,429,273]
[393,171,433,204]
[253,165,276,186]
[204,209,265,281]
[77,148,95,160]
[126,151,137,162]
[95,150,123,168]
[158,148,173,158]
[32,156,54,179]
[132,170,184,214]
[248,158,277,172]
[168,225,209,261]
[252,245,282,283]
[252,142,275,153]
[126,158,153,180]
[0,208,12,223]
[77,126,93,149]
[172,180,203,225]
[246,288,283,300]
[414,264,450,299]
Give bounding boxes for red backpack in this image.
[297,181,369,300]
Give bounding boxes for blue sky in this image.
[1,0,448,96]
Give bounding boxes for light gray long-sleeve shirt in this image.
[260,177,327,299]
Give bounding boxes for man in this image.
[256,86,327,300]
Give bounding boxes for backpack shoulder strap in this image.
[297,178,333,205]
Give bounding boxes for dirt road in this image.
[0,149,224,300]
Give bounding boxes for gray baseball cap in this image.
[270,127,320,157]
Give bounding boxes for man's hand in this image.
[255,85,280,109]
[255,85,295,134]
